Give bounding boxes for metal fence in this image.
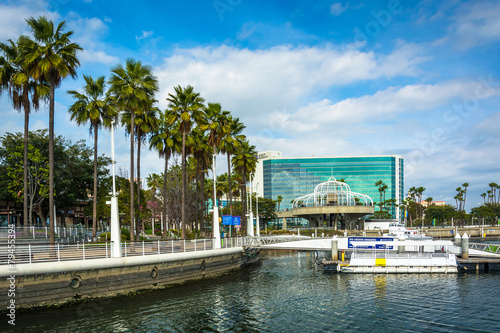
[469,242,500,254]
[0,226,94,241]
[0,237,252,265]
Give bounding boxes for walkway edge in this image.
[1,247,244,278]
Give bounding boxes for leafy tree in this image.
[424,204,456,226]
[0,133,49,226]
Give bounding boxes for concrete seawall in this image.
[0,247,260,310]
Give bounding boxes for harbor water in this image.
[5,252,500,332]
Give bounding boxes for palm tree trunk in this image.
[49,75,55,246]
[130,111,135,242]
[93,126,98,240]
[181,129,186,239]
[23,101,29,228]
[137,134,141,239]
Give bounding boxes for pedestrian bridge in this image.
[276,178,374,229]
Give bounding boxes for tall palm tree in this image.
[188,127,211,236]
[166,85,205,239]
[0,38,45,228]
[122,101,159,237]
[109,59,158,241]
[22,16,82,245]
[232,140,257,236]
[222,116,245,216]
[462,182,469,212]
[149,110,181,237]
[67,75,116,240]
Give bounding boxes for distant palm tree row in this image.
[0,16,258,243]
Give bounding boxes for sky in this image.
[1,0,499,211]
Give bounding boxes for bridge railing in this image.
[0,237,252,265]
[469,242,500,254]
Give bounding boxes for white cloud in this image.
[154,43,429,128]
[0,1,58,41]
[79,50,119,65]
[136,30,154,40]
[449,1,500,49]
[291,80,486,131]
[330,3,349,16]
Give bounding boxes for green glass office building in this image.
[259,154,404,220]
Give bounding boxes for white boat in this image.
[383,222,431,240]
[338,239,458,274]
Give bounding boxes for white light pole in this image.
[110,120,121,257]
[212,154,221,249]
[248,178,254,236]
[256,182,260,237]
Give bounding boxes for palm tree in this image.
[0,38,45,228]
[481,192,487,204]
[374,180,385,213]
[232,140,257,235]
[109,59,159,241]
[67,75,116,240]
[222,116,245,216]
[149,110,181,237]
[123,101,159,237]
[166,85,205,239]
[277,195,283,211]
[22,16,82,245]
[462,182,469,212]
[203,102,231,234]
[188,127,211,235]
[489,182,498,204]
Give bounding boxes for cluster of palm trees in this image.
[481,183,500,204]
[454,183,469,212]
[0,16,258,243]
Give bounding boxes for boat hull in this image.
[339,265,458,274]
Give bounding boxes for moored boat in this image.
[338,239,457,274]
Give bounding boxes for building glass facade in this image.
[262,155,404,219]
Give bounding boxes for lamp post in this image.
[248,178,254,236]
[110,120,121,257]
[212,154,221,249]
[255,182,260,237]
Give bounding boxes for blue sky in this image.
[1,0,500,211]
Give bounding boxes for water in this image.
[5,253,500,332]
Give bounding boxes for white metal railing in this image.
[0,237,253,265]
[0,226,97,240]
[469,242,500,254]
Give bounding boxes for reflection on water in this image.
[5,252,500,333]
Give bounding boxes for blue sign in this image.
[222,215,233,225]
[233,216,241,226]
[222,215,241,226]
[348,237,394,249]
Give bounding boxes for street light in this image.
[110,120,121,257]
[248,178,254,236]
[255,182,260,237]
[212,154,221,249]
